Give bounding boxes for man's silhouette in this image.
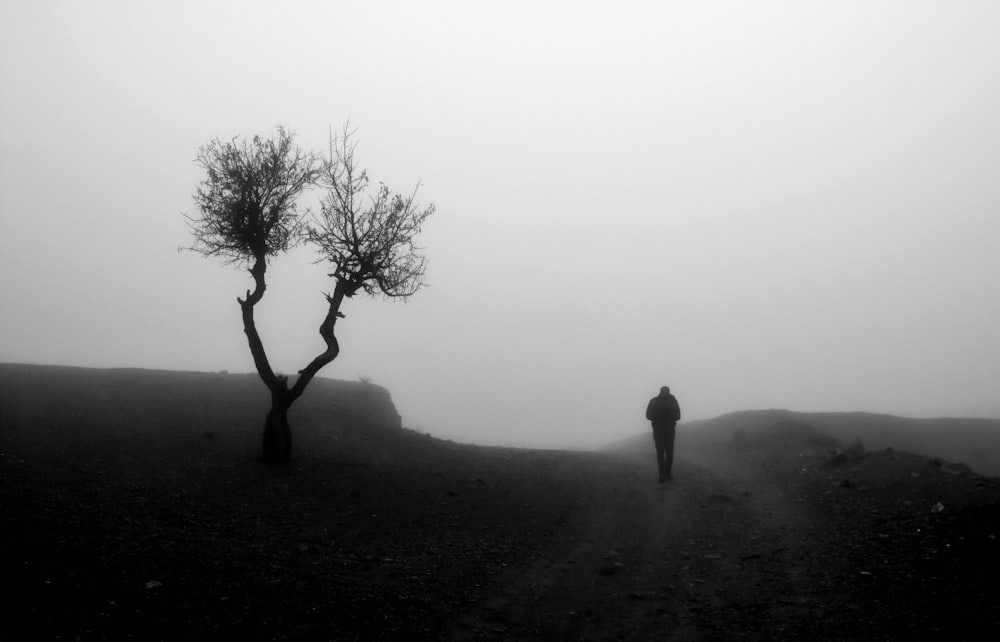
[646,386,681,482]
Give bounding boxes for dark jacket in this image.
[646,393,681,427]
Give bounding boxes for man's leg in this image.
[662,425,676,479]
[653,429,666,481]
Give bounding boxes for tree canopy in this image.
[311,125,434,299]
[188,127,323,265]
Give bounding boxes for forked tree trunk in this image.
[239,257,347,464]
[261,400,292,464]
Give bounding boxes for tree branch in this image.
[238,255,279,390]
[289,281,351,401]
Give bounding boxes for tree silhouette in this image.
[187,126,433,463]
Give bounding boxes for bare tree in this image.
[186,125,433,464]
[310,123,434,299]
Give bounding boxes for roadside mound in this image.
[755,433,1000,639]
[639,408,1000,477]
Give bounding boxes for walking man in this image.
[646,386,681,482]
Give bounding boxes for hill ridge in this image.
[612,407,1000,477]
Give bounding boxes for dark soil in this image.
[2,365,999,640]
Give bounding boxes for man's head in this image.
[660,386,670,395]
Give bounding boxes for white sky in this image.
[2,0,999,449]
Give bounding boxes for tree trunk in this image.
[238,256,346,465]
[261,399,292,465]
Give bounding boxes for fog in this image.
[2,1,999,449]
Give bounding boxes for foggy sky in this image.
[2,1,999,449]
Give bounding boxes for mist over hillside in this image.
[613,408,1000,477]
[4,363,998,478]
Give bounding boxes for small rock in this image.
[826,450,848,465]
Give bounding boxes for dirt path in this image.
[447,444,851,641]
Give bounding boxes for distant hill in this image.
[5,364,998,477]
[609,408,1000,477]
[0,363,403,462]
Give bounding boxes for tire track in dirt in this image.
[447,444,843,641]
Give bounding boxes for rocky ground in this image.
[776,444,1000,640]
[2,366,999,640]
[447,432,1000,642]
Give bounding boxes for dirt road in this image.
[447,444,854,641]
